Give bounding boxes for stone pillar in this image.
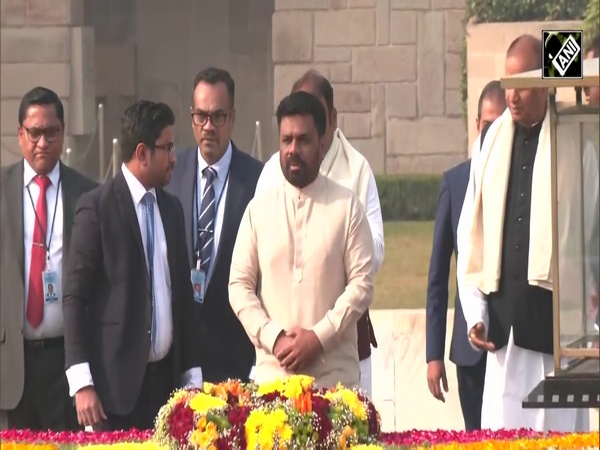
[272,0,467,175]
[1,0,96,174]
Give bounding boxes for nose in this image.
[36,135,50,149]
[203,117,216,132]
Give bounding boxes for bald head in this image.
[504,34,547,128]
[291,69,337,153]
[506,34,542,72]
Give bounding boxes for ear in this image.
[319,136,326,161]
[331,107,338,129]
[229,108,236,127]
[134,142,150,165]
[475,116,481,134]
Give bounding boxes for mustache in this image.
[286,156,306,167]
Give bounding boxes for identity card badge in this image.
[43,256,60,303]
[191,260,206,304]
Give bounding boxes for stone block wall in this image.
[0,0,96,171]
[272,0,468,175]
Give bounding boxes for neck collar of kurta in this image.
[284,173,324,201]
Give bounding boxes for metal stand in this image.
[523,359,600,409]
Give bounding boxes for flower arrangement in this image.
[153,375,381,450]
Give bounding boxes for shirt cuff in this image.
[65,362,94,397]
[312,316,336,351]
[463,296,489,352]
[181,367,203,389]
[262,321,284,354]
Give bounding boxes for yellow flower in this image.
[189,392,227,414]
[196,416,207,431]
[324,386,367,421]
[256,378,284,396]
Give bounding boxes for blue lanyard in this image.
[194,163,231,262]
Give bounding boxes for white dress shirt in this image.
[23,160,64,340]
[195,141,232,284]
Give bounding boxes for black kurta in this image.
[487,122,554,355]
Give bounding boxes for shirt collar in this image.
[23,159,61,187]
[121,163,156,204]
[197,140,233,181]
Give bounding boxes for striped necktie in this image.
[198,167,217,274]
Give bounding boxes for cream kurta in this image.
[229,174,374,388]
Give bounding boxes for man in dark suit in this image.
[62,100,203,431]
[0,87,97,430]
[167,67,263,383]
[425,80,506,430]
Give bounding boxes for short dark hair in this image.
[291,69,334,115]
[192,67,235,107]
[477,80,506,119]
[120,100,175,163]
[276,91,327,139]
[18,86,64,126]
[586,36,600,57]
[506,34,542,71]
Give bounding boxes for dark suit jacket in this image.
[426,160,485,367]
[0,161,97,410]
[166,143,263,382]
[62,170,201,416]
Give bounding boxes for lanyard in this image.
[26,176,61,260]
[195,163,231,263]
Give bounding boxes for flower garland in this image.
[0,428,597,449]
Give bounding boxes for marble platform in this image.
[369,309,600,432]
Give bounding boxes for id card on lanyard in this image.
[27,177,61,303]
[191,163,230,304]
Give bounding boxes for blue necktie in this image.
[198,167,217,274]
[142,192,157,354]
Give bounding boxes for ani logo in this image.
[542,30,583,79]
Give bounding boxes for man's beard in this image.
[284,157,309,188]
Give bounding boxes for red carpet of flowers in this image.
[2,428,599,449]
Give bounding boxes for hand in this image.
[276,327,323,372]
[75,386,107,428]
[468,322,495,352]
[273,332,295,359]
[426,360,448,403]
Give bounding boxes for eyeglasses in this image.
[153,143,176,156]
[190,109,233,127]
[22,126,61,143]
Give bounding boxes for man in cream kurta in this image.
[457,34,596,432]
[229,91,374,388]
[255,70,383,396]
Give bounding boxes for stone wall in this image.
[0,0,96,171]
[272,0,468,175]
[465,20,582,150]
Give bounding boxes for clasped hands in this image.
[273,327,323,372]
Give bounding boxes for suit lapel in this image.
[113,171,145,257]
[5,161,25,282]
[180,150,197,264]
[211,145,245,278]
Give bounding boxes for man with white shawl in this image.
[255,70,384,397]
[457,34,598,431]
